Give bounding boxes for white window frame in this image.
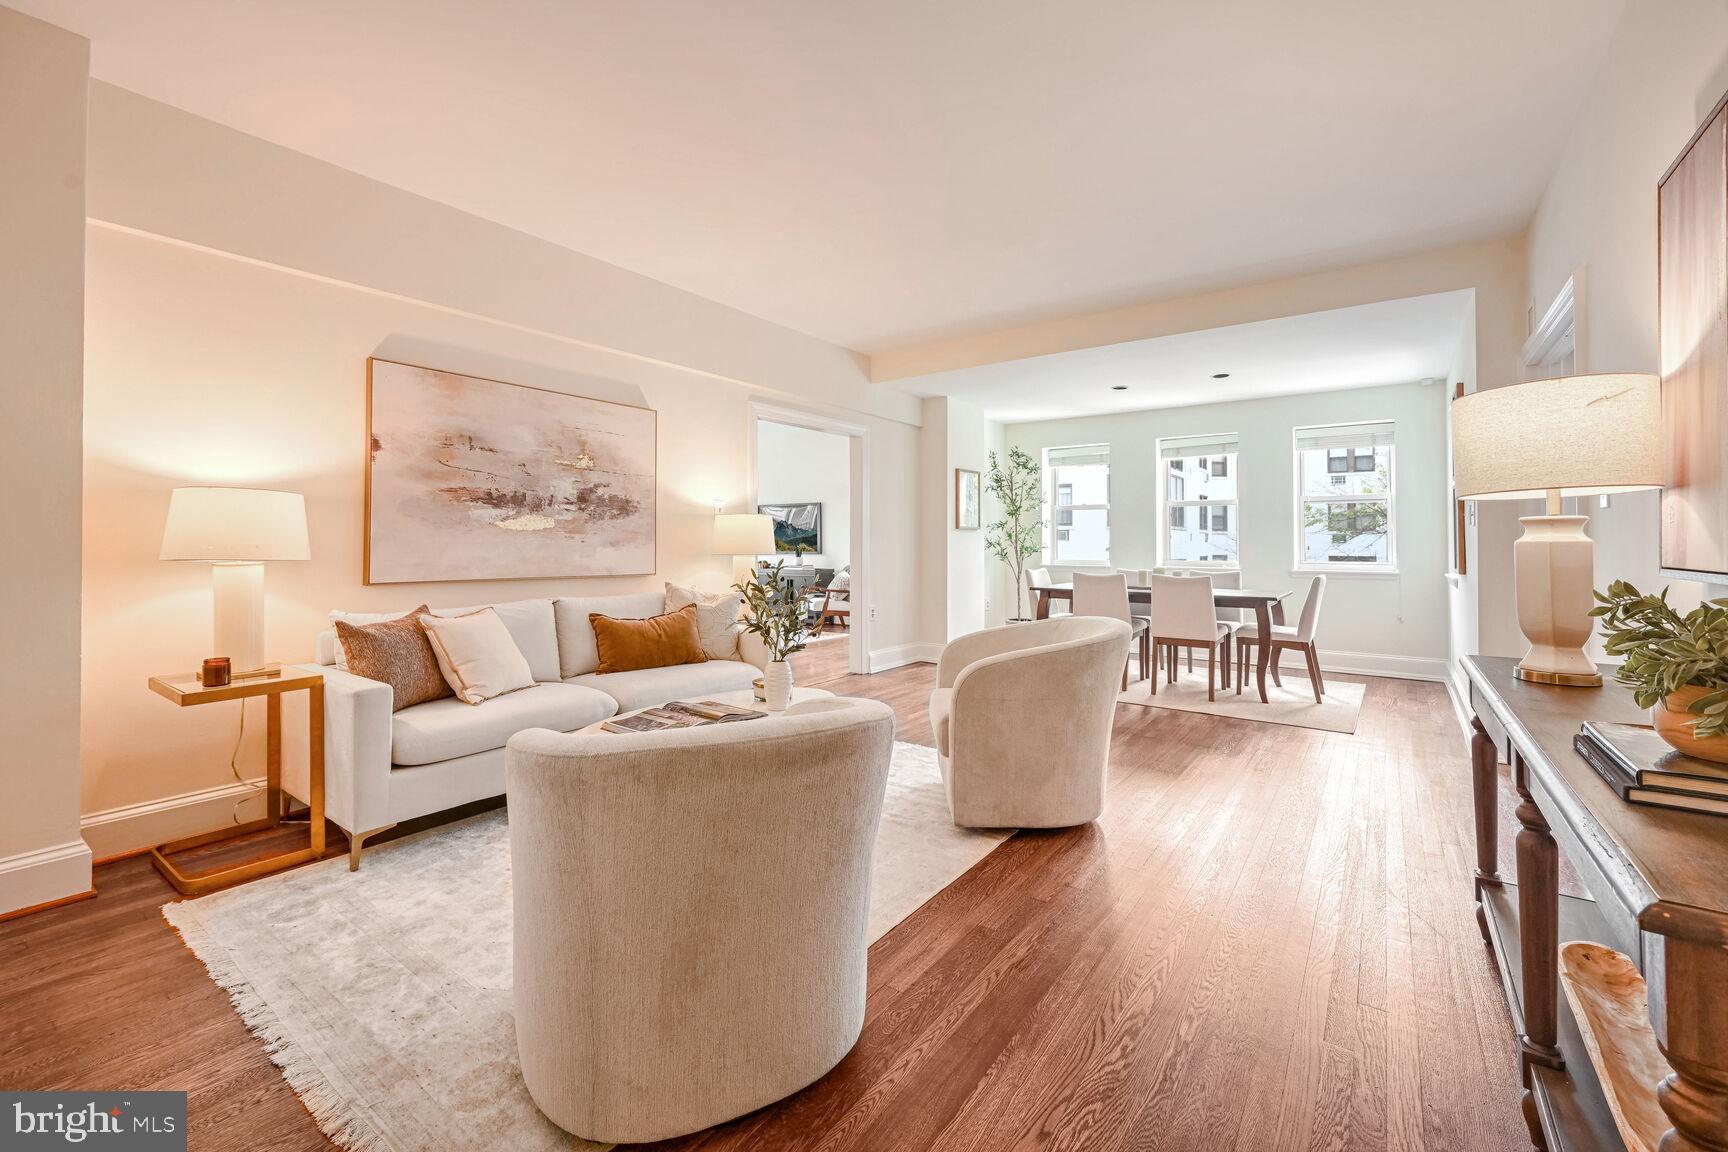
[1292,421,1397,574]
[1156,433,1240,570]
[1044,444,1110,566]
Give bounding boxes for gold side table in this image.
[146,668,325,896]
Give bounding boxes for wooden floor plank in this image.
[0,665,1527,1152]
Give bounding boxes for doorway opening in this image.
[751,404,869,683]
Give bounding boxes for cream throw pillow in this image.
[418,608,536,705]
[664,582,744,661]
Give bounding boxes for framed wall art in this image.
[365,358,657,583]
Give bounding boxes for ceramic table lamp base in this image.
[211,561,266,675]
[1513,514,1602,686]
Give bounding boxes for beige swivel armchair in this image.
[506,697,896,1144]
[928,616,1129,829]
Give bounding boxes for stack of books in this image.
[1573,722,1728,816]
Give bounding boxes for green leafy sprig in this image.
[733,560,810,663]
[1591,579,1728,737]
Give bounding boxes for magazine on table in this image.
[601,699,766,734]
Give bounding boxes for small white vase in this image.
[764,660,794,711]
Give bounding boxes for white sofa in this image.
[291,592,770,868]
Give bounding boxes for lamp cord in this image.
[229,700,262,824]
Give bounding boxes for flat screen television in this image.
[758,502,821,555]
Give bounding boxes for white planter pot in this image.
[764,660,794,711]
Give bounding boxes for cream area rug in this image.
[164,741,1006,1152]
[1117,666,1366,733]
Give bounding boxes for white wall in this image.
[945,398,988,640]
[0,7,92,914]
[1006,381,1452,679]
[76,88,927,856]
[755,421,850,569]
[1526,0,1728,615]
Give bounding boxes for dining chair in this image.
[1210,569,1244,688]
[1236,575,1328,702]
[1072,571,1150,690]
[1025,567,1067,616]
[1149,574,1230,701]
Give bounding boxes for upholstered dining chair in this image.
[1073,570,1151,688]
[1209,569,1244,688]
[929,616,1130,828]
[1236,575,1328,702]
[1149,573,1230,701]
[1025,567,1066,616]
[506,697,895,1144]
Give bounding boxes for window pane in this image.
[1300,446,1388,499]
[1164,454,1236,501]
[1054,463,1109,505]
[1056,507,1110,563]
[1167,503,1238,564]
[1302,500,1389,564]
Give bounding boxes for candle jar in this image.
[201,657,232,687]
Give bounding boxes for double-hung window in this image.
[1158,433,1239,566]
[1045,444,1110,564]
[1294,421,1395,569]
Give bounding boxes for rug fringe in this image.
[163,902,396,1152]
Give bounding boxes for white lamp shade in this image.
[713,513,774,555]
[1452,373,1662,500]
[159,487,311,561]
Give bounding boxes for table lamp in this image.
[160,486,310,675]
[1452,373,1661,685]
[713,512,775,575]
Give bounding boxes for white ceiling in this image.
[18,0,1624,353]
[898,290,1473,422]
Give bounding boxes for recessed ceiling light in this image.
[1112,385,1128,391]
[1212,372,1230,379]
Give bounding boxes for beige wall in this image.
[0,7,91,913]
[1526,0,1728,614]
[78,89,929,856]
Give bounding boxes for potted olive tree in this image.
[985,446,1046,622]
[1593,580,1728,762]
[733,560,809,710]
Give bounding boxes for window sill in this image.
[1291,566,1400,578]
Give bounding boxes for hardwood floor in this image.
[0,664,1530,1152]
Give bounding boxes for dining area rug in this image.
[1116,666,1365,732]
[162,741,1007,1152]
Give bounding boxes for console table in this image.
[1462,655,1728,1152]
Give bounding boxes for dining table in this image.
[1030,581,1291,704]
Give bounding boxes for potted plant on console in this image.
[734,560,810,710]
[1593,580,1728,762]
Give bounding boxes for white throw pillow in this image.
[328,598,559,681]
[664,582,744,661]
[417,608,536,705]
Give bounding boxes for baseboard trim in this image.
[0,839,94,918]
[1306,649,1450,683]
[81,776,267,861]
[869,643,943,673]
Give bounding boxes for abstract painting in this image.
[956,468,981,530]
[758,502,821,555]
[1659,94,1728,580]
[365,359,656,583]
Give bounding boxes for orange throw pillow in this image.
[590,605,709,674]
